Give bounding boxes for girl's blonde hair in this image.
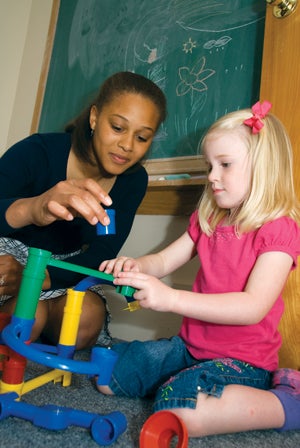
[198,108,300,236]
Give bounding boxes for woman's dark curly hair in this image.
[65,71,167,165]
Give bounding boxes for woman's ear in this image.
[89,105,98,131]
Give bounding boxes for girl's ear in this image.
[89,105,98,131]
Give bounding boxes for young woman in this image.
[0,71,166,349]
[98,101,300,436]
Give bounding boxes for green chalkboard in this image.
[38,0,266,159]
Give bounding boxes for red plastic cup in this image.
[139,410,188,447]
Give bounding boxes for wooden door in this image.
[260,1,300,370]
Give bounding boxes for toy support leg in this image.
[139,411,188,448]
[59,289,85,346]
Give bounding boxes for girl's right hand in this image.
[6,178,113,228]
[99,256,140,277]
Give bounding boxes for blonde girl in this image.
[97,102,300,436]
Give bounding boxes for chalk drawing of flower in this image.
[176,56,215,96]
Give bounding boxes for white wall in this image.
[108,214,198,341]
[0,0,198,341]
[0,0,53,154]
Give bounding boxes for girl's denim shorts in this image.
[110,336,271,411]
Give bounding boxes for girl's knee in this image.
[154,393,209,437]
[163,407,203,437]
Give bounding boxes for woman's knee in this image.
[0,296,17,314]
[43,291,106,349]
[1,296,49,342]
[31,300,49,341]
[65,291,105,349]
[79,290,105,326]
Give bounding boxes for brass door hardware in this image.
[266,0,298,18]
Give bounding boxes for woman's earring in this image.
[90,128,94,137]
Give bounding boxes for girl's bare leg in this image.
[170,384,285,437]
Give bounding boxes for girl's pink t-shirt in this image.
[179,211,300,371]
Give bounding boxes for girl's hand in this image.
[113,271,178,312]
[6,178,112,228]
[99,257,140,277]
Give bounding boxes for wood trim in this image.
[144,155,206,175]
[137,183,204,215]
[137,156,207,215]
[30,0,60,134]
[260,4,300,370]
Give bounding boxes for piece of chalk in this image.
[163,174,191,180]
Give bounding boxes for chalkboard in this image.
[36,0,266,160]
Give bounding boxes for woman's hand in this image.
[6,178,113,229]
[0,255,24,297]
[113,270,178,312]
[99,256,140,277]
[0,255,51,297]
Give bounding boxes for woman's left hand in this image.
[113,271,178,312]
[0,254,24,297]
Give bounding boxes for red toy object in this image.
[139,410,188,448]
[0,313,27,385]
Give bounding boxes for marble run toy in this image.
[0,391,126,446]
[0,241,138,445]
[140,410,188,447]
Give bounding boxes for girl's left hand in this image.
[113,271,178,312]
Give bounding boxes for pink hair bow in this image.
[243,100,272,134]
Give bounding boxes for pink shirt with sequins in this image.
[178,211,300,371]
